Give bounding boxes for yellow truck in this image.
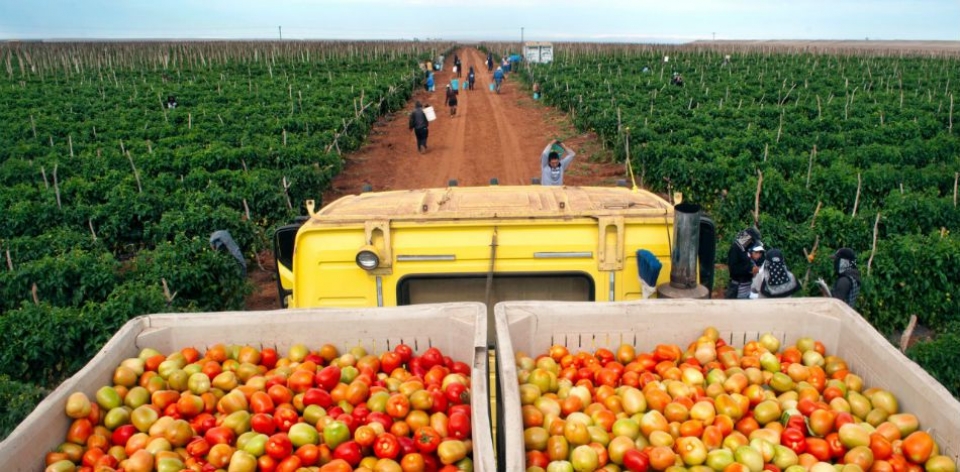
[273,184,716,342]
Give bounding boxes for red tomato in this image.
[314,365,342,391]
[386,392,412,418]
[447,411,471,440]
[250,391,276,414]
[367,411,394,431]
[429,389,449,415]
[381,351,403,374]
[394,344,414,364]
[275,455,302,472]
[444,382,469,405]
[374,432,401,459]
[111,424,137,447]
[296,443,320,466]
[450,361,471,376]
[251,412,277,435]
[303,388,333,409]
[274,406,299,432]
[420,347,443,369]
[527,450,549,469]
[260,347,279,369]
[623,449,650,472]
[333,440,362,466]
[398,435,417,456]
[781,427,807,454]
[265,433,294,460]
[204,426,236,446]
[414,426,441,453]
[825,432,846,459]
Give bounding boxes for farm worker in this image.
[493,67,505,93]
[409,101,429,153]
[209,230,246,277]
[467,66,476,90]
[437,54,444,71]
[445,85,458,116]
[502,57,510,72]
[725,227,761,299]
[540,139,576,186]
[751,249,800,298]
[454,54,462,78]
[486,52,494,71]
[166,95,178,109]
[672,73,684,87]
[426,73,435,92]
[830,248,861,307]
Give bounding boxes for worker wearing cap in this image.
[831,248,861,307]
[725,227,761,299]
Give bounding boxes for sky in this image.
[1,0,958,43]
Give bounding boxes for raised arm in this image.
[541,140,556,167]
[560,143,576,167]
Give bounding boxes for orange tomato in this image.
[900,431,934,464]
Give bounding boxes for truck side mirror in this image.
[273,223,303,308]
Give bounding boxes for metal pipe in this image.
[670,203,701,289]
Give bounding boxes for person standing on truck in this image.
[493,67,505,93]
[445,85,458,117]
[409,101,429,153]
[725,227,761,299]
[540,139,576,186]
[751,248,800,298]
[830,248,861,307]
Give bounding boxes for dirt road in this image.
[246,46,623,310]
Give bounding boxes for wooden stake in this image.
[806,145,816,189]
[754,169,763,227]
[5,249,12,271]
[68,135,74,158]
[32,283,39,305]
[954,172,958,207]
[852,172,861,217]
[763,143,769,162]
[950,93,954,133]
[188,113,192,129]
[243,199,251,221]
[30,114,36,138]
[40,166,49,189]
[283,129,287,146]
[816,95,822,120]
[899,314,917,353]
[52,164,62,210]
[283,176,293,210]
[776,111,784,143]
[867,212,880,276]
[126,151,142,194]
[162,278,178,306]
[810,201,822,228]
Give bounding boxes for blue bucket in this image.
[489,83,495,92]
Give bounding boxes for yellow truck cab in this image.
[274,185,715,341]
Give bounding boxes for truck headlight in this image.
[356,246,381,270]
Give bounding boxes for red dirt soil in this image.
[244,46,624,310]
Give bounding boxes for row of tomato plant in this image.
[0,41,452,439]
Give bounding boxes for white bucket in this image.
[423,106,437,121]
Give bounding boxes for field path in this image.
[247,46,624,309]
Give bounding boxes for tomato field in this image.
[510,42,960,390]
[0,41,450,437]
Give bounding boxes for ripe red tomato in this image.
[265,432,294,460]
[414,426,441,453]
[251,412,277,435]
[394,344,414,364]
[444,382,469,405]
[380,351,403,374]
[420,347,443,369]
[274,406,300,432]
[447,411,471,440]
[302,388,333,409]
[623,449,650,472]
[332,440,362,466]
[374,432,401,459]
[204,426,235,446]
[260,347,279,369]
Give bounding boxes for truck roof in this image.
[308,185,674,223]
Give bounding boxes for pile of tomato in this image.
[45,342,476,472]
[517,328,958,472]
